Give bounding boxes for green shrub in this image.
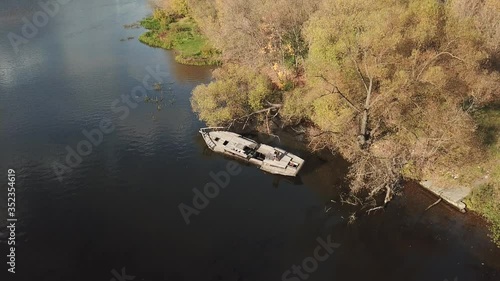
[191,64,273,126]
[466,184,500,246]
[139,13,219,66]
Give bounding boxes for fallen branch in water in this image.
[424,198,442,211]
[384,186,393,205]
[340,193,362,206]
[366,206,384,214]
[347,213,357,224]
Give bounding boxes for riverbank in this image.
[138,9,220,66]
[410,106,500,246]
[226,105,500,247]
[151,0,500,247]
[465,106,500,245]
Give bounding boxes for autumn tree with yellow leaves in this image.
[184,0,499,207]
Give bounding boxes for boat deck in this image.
[199,127,304,176]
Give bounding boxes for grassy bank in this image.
[405,105,500,246]
[139,10,220,66]
[464,106,500,246]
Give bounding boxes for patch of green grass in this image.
[473,105,500,186]
[476,105,500,146]
[465,184,500,246]
[139,30,173,49]
[138,14,220,66]
[464,105,500,247]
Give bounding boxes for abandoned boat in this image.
[199,127,305,177]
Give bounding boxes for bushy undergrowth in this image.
[139,9,220,66]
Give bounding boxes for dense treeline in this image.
[157,0,500,242]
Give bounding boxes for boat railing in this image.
[199,127,225,149]
[199,127,226,134]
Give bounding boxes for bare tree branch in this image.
[353,58,369,94]
[227,104,282,129]
[416,51,465,80]
[315,75,361,112]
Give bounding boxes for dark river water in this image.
[1,0,499,281]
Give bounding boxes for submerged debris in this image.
[123,22,141,29]
[153,82,162,91]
